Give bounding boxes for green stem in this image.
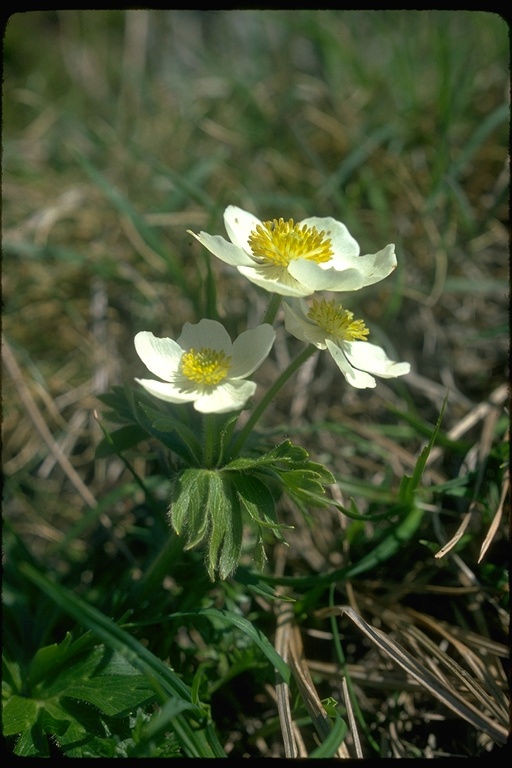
[228,344,318,459]
[262,293,283,325]
[203,413,218,468]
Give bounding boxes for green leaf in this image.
[224,439,309,472]
[18,562,226,758]
[399,396,447,505]
[136,402,201,465]
[142,404,202,456]
[169,468,283,580]
[2,695,39,737]
[344,504,425,580]
[135,697,195,742]
[270,440,310,464]
[430,475,472,496]
[224,440,336,524]
[304,461,336,485]
[4,637,160,757]
[231,473,283,533]
[65,674,155,717]
[96,385,202,464]
[13,717,49,757]
[39,698,116,757]
[205,472,243,581]
[27,632,73,687]
[251,535,268,572]
[308,713,348,758]
[279,469,329,507]
[169,468,210,547]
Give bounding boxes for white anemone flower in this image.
[284,298,410,389]
[188,205,398,298]
[134,319,275,413]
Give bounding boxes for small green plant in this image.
[98,206,410,581]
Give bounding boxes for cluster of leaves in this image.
[95,384,339,579]
[171,441,336,580]
[2,633,168,758]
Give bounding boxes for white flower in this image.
[134,319,275,413]
[283,298,410,389]
[188,205,398,298]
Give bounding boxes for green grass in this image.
[2,9,509,758]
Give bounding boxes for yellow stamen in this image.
[248,218,334,268]
[180,347,232,386]
[307,299,369,341]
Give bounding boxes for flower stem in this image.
[262,294,283,325]
[228,344,318,459]
[203,413,218,468]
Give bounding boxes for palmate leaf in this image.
[168,469,245,580]
[3,637,158,757]
[224,439,335,512]
[249,400,452,590]
[2,695,39,738]
[224,439,310,471]
[169,468,211,548]
[303,460,336,486]
[278,468,330,500]
[18,562,226,758]
[165,437,338,579]
[232,473,288,537]
[205,472,243,581]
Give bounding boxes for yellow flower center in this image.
[248,218,334,268]
[180,347,232,386]
[307,299,369,341]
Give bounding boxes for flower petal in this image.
[223,205,262,252]
[343,340,411,378]
[288,243,397,292]
[188,230,254,267]
[348,243,397,285]
[177,318,233,354]
[299,216,360,266]
[230,324,275,378]
[134,331,183,381]
[194,380,257,413]
[325,340,377,388]
[237,265,313,297]
[135,377,197,403]
[283,302,328,348]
